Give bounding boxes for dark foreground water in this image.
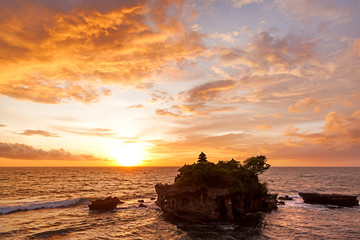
[0,167,359,239]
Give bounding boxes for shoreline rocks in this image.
[299,192,359,207]
[88,196,123,211]
[155,184,277,222]
[278,195,293,201]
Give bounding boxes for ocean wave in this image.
[0,198,82,214]
[288,194,301,198]
[28,227,76,239]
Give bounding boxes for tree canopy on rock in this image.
[175,155,270,196]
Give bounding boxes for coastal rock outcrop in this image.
[155,184,277,222]
[155,154,278,222]
[299,192,359,207]
[88,196,123,211]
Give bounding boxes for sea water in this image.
[0,167,359,239]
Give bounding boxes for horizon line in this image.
[1,165,360,168]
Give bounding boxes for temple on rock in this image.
[155,153,277,222]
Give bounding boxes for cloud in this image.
[150,90,174,103]
[274,113,283,118]
[177,80,237,115]
[179,104,236,115]
[219,31,317,71]
[353,39,360,56]
[352,110,360,117]
[155,108,187,118]
[127,104,145,109]
[0,124,6,127]
[0,142,106,161]
[16,130,59,138]
[211,31,240,44]
[0,0,204,103]
[275,0,352,22]
[324,111,360,141]
[283,111,360,145]
[180,80,236,102]
[232,0,264,8]
[257,124,272,131]
[52,117,79,122]
[55,127,116,137]
[267,140,360,166]
[282,126,327,144]
[240,26,253,36]
[288,97,328,113]
[0,80,111,104]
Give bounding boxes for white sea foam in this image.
[0,198,81,214]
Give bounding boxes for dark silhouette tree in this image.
[243,155,270,175]
[197,152,208,163]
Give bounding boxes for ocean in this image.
[0,167,359,239]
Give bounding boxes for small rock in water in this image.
[278,195,293,200]
[138,199,144,203]
[139,203,147,208]
[278,201,285,205]
[88,196,122,211]
[150,197,156,200]
[299,192,359,207]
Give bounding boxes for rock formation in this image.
[138,203,147,208]
[155,184,277,222]
[278,195,293,200]
[155,153,277,222]
[88,196,123,211]
[299,192,359,207]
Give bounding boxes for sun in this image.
[111,142,146,166]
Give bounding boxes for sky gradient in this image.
[0,0,359,167]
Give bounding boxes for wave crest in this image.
[0,198,81,214]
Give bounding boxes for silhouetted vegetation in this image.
[174,153,270,196]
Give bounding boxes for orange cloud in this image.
[180,80,236,102]
[353,39,360,56]
[219,31,317,71]
[0,0,204,103]
[0,142,106,161]
[284,111,360,145]
[179,104,236,115]
[16,130,59,138]
[257,124,272,131]
[150,90,174,103]
[352,110,360,117]
[54,127,116,137]
[173,80,237,115]
[232,0,264,8]
[288,97,328,113]
[127,104,145,109]
[155,109,187,118]
[266,111,360,166]
[1,80,111,104]
[324,111,360,141]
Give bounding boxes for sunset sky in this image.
[0,0,359,167]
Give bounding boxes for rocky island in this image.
[155,153,277,222]
[299,192,359,207]
[88,196,123,211]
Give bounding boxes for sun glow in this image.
[111,142,146,166]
